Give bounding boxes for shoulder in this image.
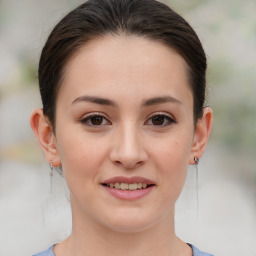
[188,244,214,256]
[32,244,55,256]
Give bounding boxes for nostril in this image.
[113,160,123,166]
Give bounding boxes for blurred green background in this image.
[0,0,255,255]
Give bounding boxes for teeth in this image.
[128,183,137,190]
[120,183,129,190]
[115,182,120,189]
[106,182,150,190]
[137,183,142,189]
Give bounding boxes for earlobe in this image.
[189,107,213,165]
[30,108,61,166]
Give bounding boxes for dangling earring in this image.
[50,161,54,192]
[194,156,199,217]
[194,156,199,190]
[194,156,199,165]
[50,161,54,177]
[55,166,64,177]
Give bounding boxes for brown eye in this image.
[146,114,175,126]
[91,116,104,125]
[81,114,110,126]
[152,115,165,125]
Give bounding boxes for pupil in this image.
[152,115,164,125]
[91,116,103,125]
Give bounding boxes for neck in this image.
[55,200,191,256]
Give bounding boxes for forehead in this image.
[59,35,192,105]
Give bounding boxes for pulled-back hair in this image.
[39,0,207,127]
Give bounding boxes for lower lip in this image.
[102,185,155,200]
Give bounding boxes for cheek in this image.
[157,143,188,181]
[57,136,108,210]
[150,135,192,200]
[151,133,191,169]
[56,130,107,184]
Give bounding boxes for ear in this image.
[30,108,61,167]
[189,107,213,165]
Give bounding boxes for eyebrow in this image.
[72,96,116,106]
[142,96,182,106]
[72,95,182,107]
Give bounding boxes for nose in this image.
[109,123,148,169]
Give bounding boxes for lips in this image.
[101,176,155,200]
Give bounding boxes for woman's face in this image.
[54,36,198,232]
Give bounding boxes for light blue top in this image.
[33,243,213,256]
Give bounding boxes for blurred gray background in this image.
[0,0,255,255]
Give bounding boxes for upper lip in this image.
[101,176,155,185]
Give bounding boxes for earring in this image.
[50,161,64,177]
[49,161,54,192]
[194,156,199,186]
[55,166,64,177]
[194,156,199,217]
[194,156,199,165]
[50,161,54,177]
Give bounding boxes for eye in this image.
[146,114,176,126]
[80,114,111,126]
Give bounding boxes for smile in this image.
[102,182,152,190]
[101,176,156,200]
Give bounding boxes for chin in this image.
[100,209,162,234]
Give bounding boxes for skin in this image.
[30,35,212,256]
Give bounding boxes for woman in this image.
[30,0,213,255]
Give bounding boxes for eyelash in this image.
[80,112,176,127]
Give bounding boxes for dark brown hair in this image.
[39,0,207,127]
